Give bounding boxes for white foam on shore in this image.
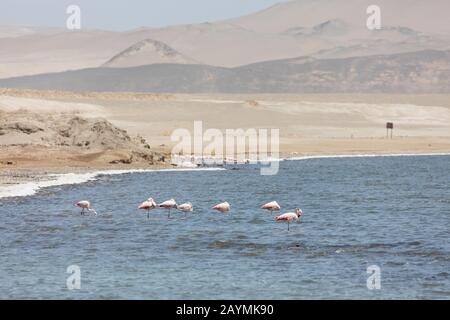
[1,153,448,199]
[0,168,225,199]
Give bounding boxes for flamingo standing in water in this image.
[158,199,177,218]
[75,200,97,215]
[275,208,302,231]
[138,198,157,219]
[212,202,230,213]
[177,202,193,213]
[260,201,281,214]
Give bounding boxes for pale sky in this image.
[0,0,290,31]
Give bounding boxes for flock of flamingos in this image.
[75,199,303,231]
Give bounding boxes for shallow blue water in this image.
[0,156,449,299]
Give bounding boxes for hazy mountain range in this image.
[1,0,450,93]
[1,50,448,93]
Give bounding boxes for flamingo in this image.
[138,198,157,219]
[75,200,97,216]
[275,208,302,231]
[212,201,230,213]
[177,202,193,213]
[158,198,177,218]
[260,201,281,213]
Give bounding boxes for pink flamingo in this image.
[212,201,230,213]
[260,201,281,213]
[275,208,302,231]
[138,198,157,219]
[177,202,193,213]
[75,200,97,216]
[158,198,177,218]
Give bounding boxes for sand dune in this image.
[230,0,450,35]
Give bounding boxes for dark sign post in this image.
[386,122,394,139]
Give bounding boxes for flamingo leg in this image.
[81,208,84,215]
[147,209,150,219]
[288,221,290,231]
[168,208,171,218]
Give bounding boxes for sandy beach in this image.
[1,89,450,192]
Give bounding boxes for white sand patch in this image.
[0,96,107,118]
[185,98,244,104]
[256,101,450,126]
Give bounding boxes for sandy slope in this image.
[1,0,450,78]
[230,0,450,35]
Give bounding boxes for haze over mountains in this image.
[2,50,449,93]
[1,0,450,93]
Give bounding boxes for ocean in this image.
[0,155,449,299]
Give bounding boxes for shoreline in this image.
[0,166,226,199]
[2,91,449,199]
[286,151,450,161]
[1,151,449,200]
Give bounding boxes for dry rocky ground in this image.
[0,109,170,170]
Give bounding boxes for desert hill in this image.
[1,0,449,78]
[1,50,449,93]
[103,39,198,68]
